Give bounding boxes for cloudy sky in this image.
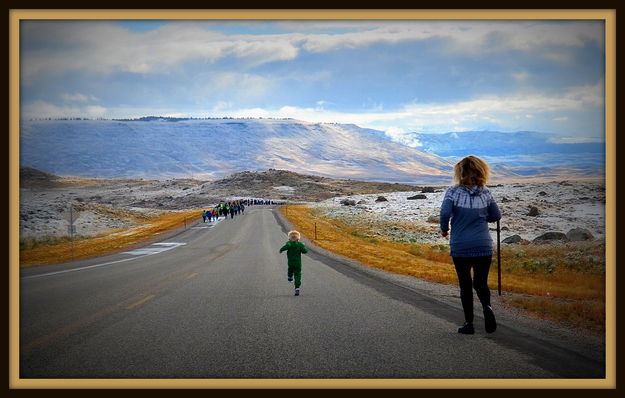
[20,19,605,142]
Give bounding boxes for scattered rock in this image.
[533,232,569,243]
[502,235,523,244]
[421,187,436,193]
[566,228,594,241]
[527,206,540,216]
[501,226,509,231]
[375,196,388,202]
[407,194,427,200]
[427,215,439,224]
[340,199,356,206]
[357,200,367,204]
[501,197,511,202]
[538,191,547,196]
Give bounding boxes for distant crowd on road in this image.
[200,198,277,222]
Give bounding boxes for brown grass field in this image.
[281,205,605,333]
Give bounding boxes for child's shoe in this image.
[294,288,300,296]
[288,277,293,283]
[458,322,474,334]
[483,305,497,333]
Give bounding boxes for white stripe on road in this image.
[22,217,224,280]
[22,242,187,279]
[122,242,186,256]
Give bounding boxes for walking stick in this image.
[497,220,502,296]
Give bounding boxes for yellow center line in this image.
[126,295,156,310]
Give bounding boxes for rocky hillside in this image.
[210,169,424,202]
[18,167,429,239]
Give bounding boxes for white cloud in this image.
[402,81,603,119]
[21,21,301,80]
[383,126,422,148]
[20,20,603,80]
[548,136,603,144]
[511,72,530,81]
[167,78,606,136]
[553,116,569,122]
[452,127,471,132]
[22,101,107,119]
[298,20,603,56]
[61,93,98,102]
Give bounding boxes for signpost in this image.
[63,204,81,261]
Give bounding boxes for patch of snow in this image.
[311,181,605,243]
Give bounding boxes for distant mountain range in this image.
[405,131,605,172]
[410,131,603,156]
[19,118,455,184]
[19,118,605,182]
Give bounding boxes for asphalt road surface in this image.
[19,206,604,379]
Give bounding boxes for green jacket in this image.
[280,240,308,267]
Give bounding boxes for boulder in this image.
[421,187,436,193]
[357,200,367,204]
[407,194,427,200]
[375,196,388,202]
[340,199,356,206]
[427,215,439,224]
[533,232,569,243]
[527,206,540,216]
[538,191,547,196]
[566,228,594,241]
[502,235,523,244]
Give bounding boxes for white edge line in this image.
[21,243,186,280]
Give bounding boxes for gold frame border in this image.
[9,9,616,389]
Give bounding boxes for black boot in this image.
[484,306,497,333]
[458,322,475,334]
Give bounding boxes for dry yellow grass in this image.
[20,209,201,267]
[282,205,605,332]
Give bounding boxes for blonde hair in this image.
[454,155,491,187]
[288,230,301,241]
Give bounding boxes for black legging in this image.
[452,256,492,323]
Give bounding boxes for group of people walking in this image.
[200,198,278,223]
[201,200,245,222]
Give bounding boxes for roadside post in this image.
[63,204,80,261]
[497,220,502,296]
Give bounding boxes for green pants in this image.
[287,264,302,288]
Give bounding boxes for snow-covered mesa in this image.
[19,118,453,183]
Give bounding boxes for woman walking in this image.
[439,155,501,334]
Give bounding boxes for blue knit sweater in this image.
[439,185,501,257]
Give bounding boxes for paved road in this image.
[19,207,604,379]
